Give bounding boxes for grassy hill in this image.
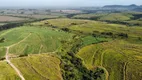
[0,54,62,80]
[0,17,141,80]
[76,40,142,80]
[0,61,21,80]
[72,13,133,21]
[32,18,142,80]
[43,18,142,39]
[11,54,62,80]
[99,13,132,21]
[0,26,73,58]
[72,12,142,26]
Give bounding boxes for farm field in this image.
[0,61,21,80]
[0,53,62,80]
[0,10,141,80]
[0,26,73,59]
[0,0,142,80]
[76,40,142,80]
[30,18,142,80]
[11,54,62,80]
[0,16,27,22]
[72,13,133,21]
[34,18,142,38]
[4,14,63,19]
[72,13,108,19]
[72,12,142,26]
[0,24,73,80]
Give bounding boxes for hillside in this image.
[0,26,73,58]
[77,40,142,80]
[0,54,62,80]
[11,54,62,80]
[0,17,141,80]
[72,12,142,26]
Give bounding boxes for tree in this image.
[20,11,24,14]
[61,28,70,32]
[0,38,5,43]
[117,33,128,38]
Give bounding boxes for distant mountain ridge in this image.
[103,4,142,12]
[103,4,139,8]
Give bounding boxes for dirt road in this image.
[6,47,25,80]
[5,33,31,80]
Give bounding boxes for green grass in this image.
[76,40,142,80]
[81,36,109,46]
[11,54,62,80]
[72,13,133,21]
[42,18,142,38]
[0,25,71,80]
[0,18,141,80]
[0,26,73,57]
[125,20,142,25]
[72,12,142,26]
[99,13,132,21]
[0,61,21,80]
[72,13,107,19]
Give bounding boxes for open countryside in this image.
[0,0,142,80]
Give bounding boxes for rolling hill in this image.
[0,17,141,80]
[77,40,142,80]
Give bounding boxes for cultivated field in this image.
[11,54,62,80]
[0,61,21,80]
[0,26,73,58]
[77,40,142,80]
[0,16,26,22]
[0,13,141,80]
[72,12,142,26]
[36,18,142,38]
[0,54,62,80]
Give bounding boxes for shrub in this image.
[138,37,141,41]
[70,23,77,25]
[117,33,128,38]
[0,38,5,43]
[61,28,70,32]
[101,32,113,36]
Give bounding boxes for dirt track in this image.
[5,33,31,80]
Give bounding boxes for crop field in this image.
[0,13,141,80]
[11,54,62,80]
[0,25,72,80]
[0,26,73,58]
[72,12,142,26]
[99,13,132,21]
[31,18,142,80]
[35,18,142,38]
[72,13,108,19]
[76,40,142,80]
[0,54,62,80]
[5,14,62,19]
[72,13,133,21]
[0,16,27,22]
[81,36,110,46]
[0,61,21,80]
[28,14,60,19]
[0,2,142,80]
[125,20,142,26]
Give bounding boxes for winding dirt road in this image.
[5,33,31,80]
[6,47,25,80]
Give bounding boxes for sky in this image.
[0,0,141,7]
